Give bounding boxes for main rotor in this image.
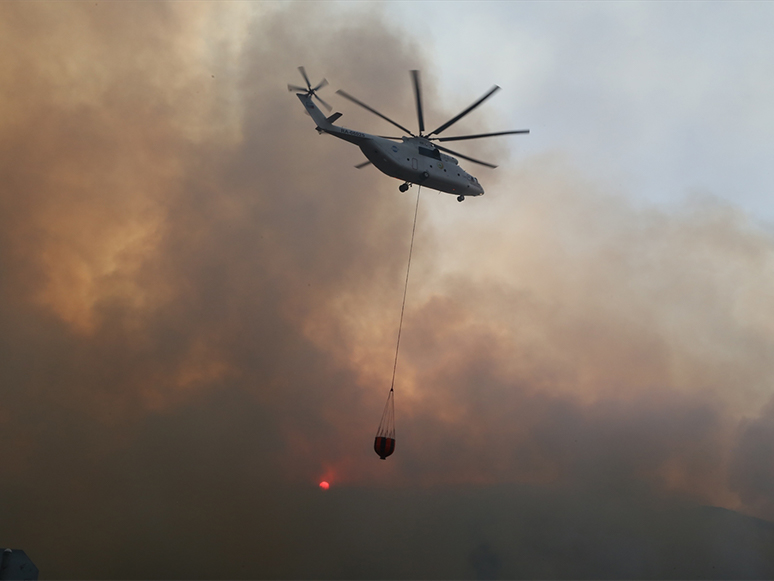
[336,70,529,168]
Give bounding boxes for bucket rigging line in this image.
[375,186,422,460]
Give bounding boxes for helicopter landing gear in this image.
[399,183,410,193]
[457,195,465,202]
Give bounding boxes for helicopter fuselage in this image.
[359,136,484,197]
[298,93,485,198]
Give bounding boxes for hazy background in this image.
[1,2,773,578]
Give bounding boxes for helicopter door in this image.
[411,158,418,170]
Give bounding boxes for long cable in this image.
[389,186,422,394]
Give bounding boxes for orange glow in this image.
[319,481,330,490]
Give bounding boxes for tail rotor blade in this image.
[435,144,497,169]
[411,70,425,136]
[312,78,329,92]
[298,66,312,90]
[435,129,530,142]
[355,160,373,169]
[314,94,333,112]
[428,85,501,137]
[336,89,415,136]
[288,84,307,92]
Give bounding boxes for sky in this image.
[1,1,774,578]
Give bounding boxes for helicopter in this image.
[288,67,529,202]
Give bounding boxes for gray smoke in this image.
[0,2,773,578]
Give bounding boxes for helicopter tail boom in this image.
[297,93,335,130]
[297,93,371,146]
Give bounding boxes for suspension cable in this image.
[389,186,422,393]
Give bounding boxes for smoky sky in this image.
[1,2,774,578]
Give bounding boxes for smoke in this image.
[730,397,774,517]
[384,156,774,505]
[1,2,773,578]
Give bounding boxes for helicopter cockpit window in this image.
[418,146,442,160]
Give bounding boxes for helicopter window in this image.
[418,146,441,160]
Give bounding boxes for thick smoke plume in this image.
[1,2,773,578]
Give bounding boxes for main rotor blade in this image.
[435,144,497,169]
[355,160,373,169]
[312,78,329,92]
[411,70,425,135]
[435,129,530,142]
[298,66,312,90]
[288,84,307,93]
[314,94,333,112]
[427,85,501,137]
[336,90,414,136]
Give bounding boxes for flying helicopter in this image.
[288,67,529,202]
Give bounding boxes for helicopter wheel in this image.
[457,195,465,202]
[399,183,409,193]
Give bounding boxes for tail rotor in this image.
[288,66,332,112]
